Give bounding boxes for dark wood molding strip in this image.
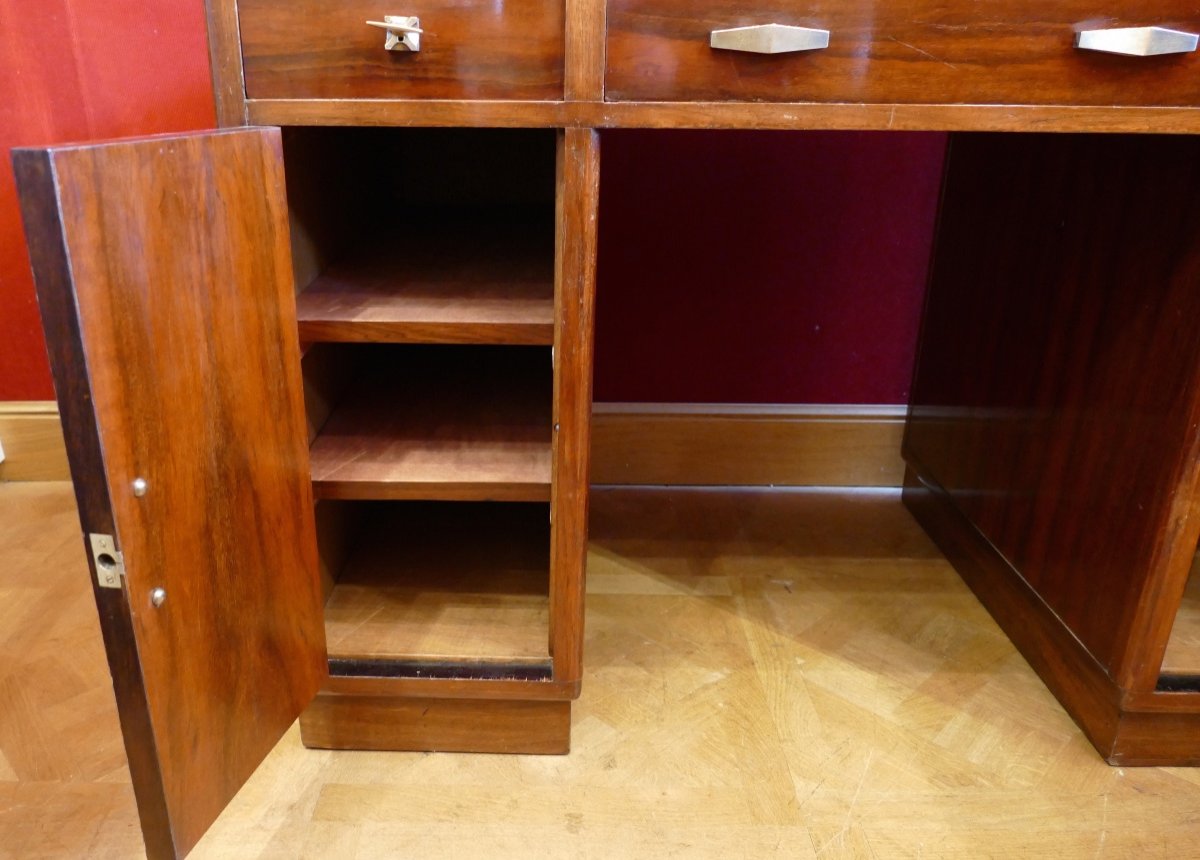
[245,98,1200,134]
[328,657,553,682]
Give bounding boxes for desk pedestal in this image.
[904,132,1200,764]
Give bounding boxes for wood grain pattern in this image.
[13,130,327,858]
[904,467,1200,765]
[201,0,247,126]
[591,404,905,487]
[606,1,1200,106]
[904,132,1200,694]
[299,695,571,754]
[245,98,1200,134]
[238,0,564,101]
[308,345,553,502]
[566,0,607,100]
[549,129,600,686]
[247,98,570,128]
[295,228,555,345]
[323,502,551,664]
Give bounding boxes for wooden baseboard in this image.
[0,402,69,481]
[1,400,906,487]
[591,403,906,487]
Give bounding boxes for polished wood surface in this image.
[591,404,905,487]
[13,483,1200,856]
[202,0,246,126]
[323,502,551,664]
[549,129,600,685]
[13,130,327,858]
[904,133,1200,694]
[299,696,571,754]
[245,97,1200,134]
[607,1,1200,106]
[904,468,1200,765]
[295,228,555,345]
[238,0,564,101]
[308,346,553,502]
[565,0,607,101]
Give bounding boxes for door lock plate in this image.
[89,533,126,589]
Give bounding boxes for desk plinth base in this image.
[299,692,572,755]
[904,465,1200,766]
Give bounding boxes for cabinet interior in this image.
[315,500,552,670]
[285,126,559,675]
[1161,550,1200,684]
[283,126,557,346]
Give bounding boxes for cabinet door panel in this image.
[13,128,325,860]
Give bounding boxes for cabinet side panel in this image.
[904,133,1200,690]
[12,150,176,860]
[550,128,600,684]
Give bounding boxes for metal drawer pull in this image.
[1075,26,1198,57]
[710,24,830,55]
[366,16,422,52]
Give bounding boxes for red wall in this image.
[594,130,946,404]
[0,5,943,406]
[0,0,215,400]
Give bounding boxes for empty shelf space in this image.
[295,227,555,345]
[308,345,552,501]
[1161,552,1200,677]
[323,502,551,666]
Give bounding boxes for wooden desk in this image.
[13,2,1200,856]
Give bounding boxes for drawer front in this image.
[238,0,564,100]
[606,1,1200,106]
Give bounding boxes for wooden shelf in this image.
[309,345,552,501]
[1161,552,1200,677]
[296,225,554,345]
[323,502,550,665]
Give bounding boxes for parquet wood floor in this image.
[3,482,1200,859]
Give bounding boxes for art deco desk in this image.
[13,2,1200,856]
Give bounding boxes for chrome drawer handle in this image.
[1075,26,1198,57]
[710,24,830,55]
[366,16,422,52]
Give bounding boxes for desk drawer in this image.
[605,1,1200,106]
[238,0,564,100]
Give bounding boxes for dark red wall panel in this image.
[594,130,946,404]
[0,0,215,400]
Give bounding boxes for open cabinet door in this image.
[13,128,326,859]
